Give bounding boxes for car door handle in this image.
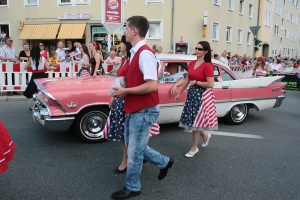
[222,86,229,89]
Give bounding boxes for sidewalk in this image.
[0,92,27,102]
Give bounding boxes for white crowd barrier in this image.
[0,61,111,95]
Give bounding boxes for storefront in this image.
[91,26,125,52]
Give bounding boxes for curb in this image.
[0,96,27,102]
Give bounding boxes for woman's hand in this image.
[175,93,181,103]
[170,85,177,96]
[109,97,115,108]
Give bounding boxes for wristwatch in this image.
[195,81,198,86]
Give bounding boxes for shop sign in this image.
[58,13,90,20]
[92,26,125,35]
[104,0,122,23]
[18,21,24,30]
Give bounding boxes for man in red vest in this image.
[111,16,174,200]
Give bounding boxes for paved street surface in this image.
[0,91,300,200]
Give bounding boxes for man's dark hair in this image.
[65,50,70,53]
[5,37,11,44]
[214,54,219,59]
[197,41,212,63]
[127,16,149,38]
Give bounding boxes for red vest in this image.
[124,45,159,114]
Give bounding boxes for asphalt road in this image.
[0,91,300,200]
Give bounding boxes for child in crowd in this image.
[64,50,73,63]
[49,53,58,67]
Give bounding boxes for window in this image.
[248,4,253,18]
[237,29,242,44]
[226,26,232,42]
[267,0,272,2]
[246,32,251,45]
[146,0,163,3]
[0,0,8,6]
[214,0,221,6]
[276,3,281,15]
[228,0,233,11]
[146,20,163,40]
[285,29,288,38]
[58,0,89,5]
[297,0,300,9]
[272,45,277,56]
[265,9,271,27]
[239,0,244,15]
[212,22,220,41]
[222,69,235,81]
[25,0,38,6]
[274,25,279,35]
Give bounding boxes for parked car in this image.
[32,54,286,142]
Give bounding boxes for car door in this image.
[212,65,233,117]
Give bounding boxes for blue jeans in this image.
[124,105,169,191]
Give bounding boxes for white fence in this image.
[0,61,111,95]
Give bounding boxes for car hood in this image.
[35,76,116,94]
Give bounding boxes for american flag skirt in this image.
[179,86,218,131]
[103,98,160,141]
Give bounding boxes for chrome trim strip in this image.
[34,94,52,116]
[66,103,109,115]
[216,96,277,103]
[45,117,75,122]
[273,95,286,108]
[34,79,41,90]
[42,89,67,113]
[159,103,185,107]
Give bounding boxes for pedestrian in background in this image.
[175,41,218,158]
[39,42,49,61]
[19,42,30,62]
[0,37,19,96]
[89,41,104,75]
[111,16,173,200]
[23,46,57,110]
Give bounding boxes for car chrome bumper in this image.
[32,93,75,132]
[273,95,286,108]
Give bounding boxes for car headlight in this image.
[45,95,49,105]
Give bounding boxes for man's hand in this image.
[170,85,177,95]
[189,80,196,85]
[112,86,128,98]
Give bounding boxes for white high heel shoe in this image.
[185,148,199,158]
[202,134,212,148]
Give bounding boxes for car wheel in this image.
[75,107,109,143]
[225,104,248,125]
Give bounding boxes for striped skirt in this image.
[0,121,16,174]
[103,98,160,141]
[179,85,218,131]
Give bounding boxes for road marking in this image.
[183,130,264,139]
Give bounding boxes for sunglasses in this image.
[8,40,13,42]
[79,47,82,49]
[257,60,262,61]
[195,47,205,51]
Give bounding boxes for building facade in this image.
[258,0,300,58]
[0,0,265,58]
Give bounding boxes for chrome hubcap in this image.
[82,113,106,138]
[232,104,246,121]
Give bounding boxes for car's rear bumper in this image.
[273,95,286,108]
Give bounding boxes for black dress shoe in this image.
[112,186,141,200]
[114,167,127,174]
[158,157,174,180]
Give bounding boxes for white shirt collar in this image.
[130,40,146,54]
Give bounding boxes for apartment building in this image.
[0,0,258,57]
[259,0,300,58]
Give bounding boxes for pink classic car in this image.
[32,54,286,142]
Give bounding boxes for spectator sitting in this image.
[219,50,229,65]
[213,54,219,60]
[157,46,162,54]
[164,63,185,95]
[49,53,59,67]
[0,31,6,43]
[152,44,157,52]
[176,50,183,54]
[105,51,121,66]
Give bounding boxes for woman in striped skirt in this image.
[103,35,160,173]
[175,41,218,158]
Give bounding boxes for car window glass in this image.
[163,62,187,83]
[221,69,235,81]
[214,66,220,82]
